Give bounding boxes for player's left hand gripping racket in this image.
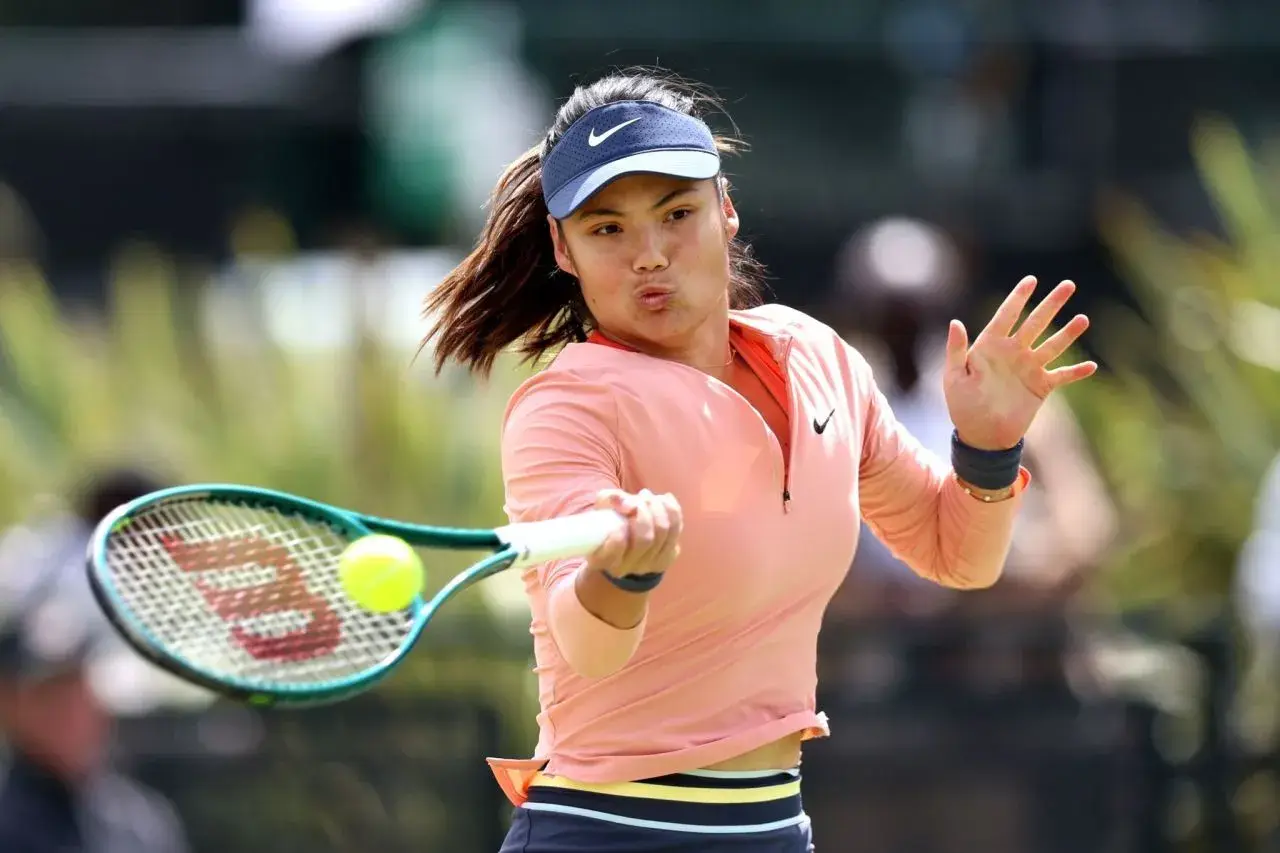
[86,484,626,708]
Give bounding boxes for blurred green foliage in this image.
[0,246,542,746]
[1068,117,1280,613]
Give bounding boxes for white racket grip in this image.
[495,509,627,570]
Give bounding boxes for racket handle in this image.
[495,509,627,569]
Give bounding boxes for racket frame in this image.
[85,484,523,708]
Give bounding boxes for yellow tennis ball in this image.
[338,535,424,613]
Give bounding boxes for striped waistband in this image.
[523,768,805,834]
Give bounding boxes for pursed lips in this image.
[635,285,675,309]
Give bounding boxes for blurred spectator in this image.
[0,468,191,853]
[826,216,967,622]
[826,216,1117,621]
[820,217,1117,702]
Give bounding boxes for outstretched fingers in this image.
[1046,360,1098,390]
[1014,280,1077,347]
[1033,313,1090,365]
[983,276,1038,339]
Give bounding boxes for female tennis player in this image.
[424,68,1096,852]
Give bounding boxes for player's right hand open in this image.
[586,488,683,581]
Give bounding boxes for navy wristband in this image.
[951,430,1023,490]
[600,570,665,593]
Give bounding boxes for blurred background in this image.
[1,1,1279,851]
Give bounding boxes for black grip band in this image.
[600,570,665,593]
[951,430,1024,490]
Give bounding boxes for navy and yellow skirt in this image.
[498,768,814,852]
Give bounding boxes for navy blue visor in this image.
[541,100,721,219]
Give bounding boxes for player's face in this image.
[550,174,740,353]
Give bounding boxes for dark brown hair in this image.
[421,68,767,377]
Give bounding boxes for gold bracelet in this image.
[954,473,1016,503]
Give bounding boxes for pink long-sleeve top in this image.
[486,303,1030,806]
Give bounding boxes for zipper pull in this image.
[782,489,792,512]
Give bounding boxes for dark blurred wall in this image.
[0,0,1278,320]
[0,0,243,27]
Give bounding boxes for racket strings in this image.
[104,499,415,689]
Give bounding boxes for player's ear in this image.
[718,178,739,241]
[548,216,577,277]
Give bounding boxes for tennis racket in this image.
[86,484,625,708]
